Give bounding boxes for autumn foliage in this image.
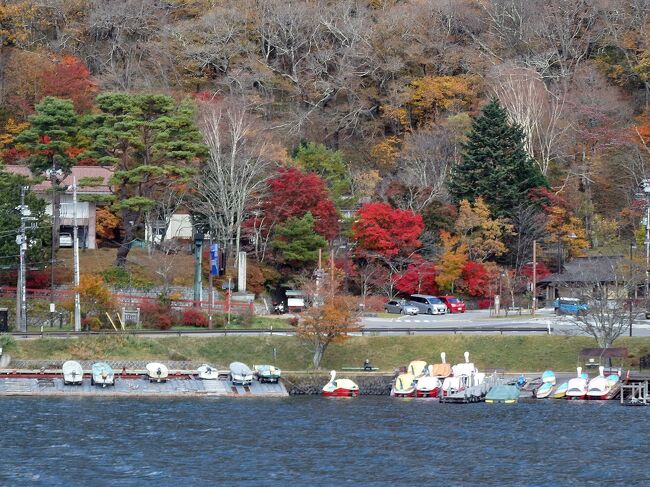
[352,203,423,257]
[395,257,437,295]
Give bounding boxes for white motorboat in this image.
[229,362,254,386]
[197,364,219,380]
[62,360,83,386]
[587,366,621,400]
[566,367,588,400]
[146,362,169,383]
[254,364,282,383]
[91,362,115,387]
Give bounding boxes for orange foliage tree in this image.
[435,231,468,293]
[75,274,115,328]
[296,295,361,369]
[407,75,478,126]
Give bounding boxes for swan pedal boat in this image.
[587,367,621,400]
[146,362,169,383]
[62,360,84,385]
[565,367,588,400]
[322,370,359,397]
[197,364,219,380]
[415,367,441,398]
[91,362,115,387]
[391,373,416,397]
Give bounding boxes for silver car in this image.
[384,300,419,315]
[409,295,447,315]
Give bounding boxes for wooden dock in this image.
[621,373,650,406]
[440,373,499,404]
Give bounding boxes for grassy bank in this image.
[3,335,650,372]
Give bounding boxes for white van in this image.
[409,295,448,315]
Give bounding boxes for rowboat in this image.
[322,370,359,397]
[553,382,568,399]
[62,360,83,386]
[91,362,115,387]
[146,362,169,383]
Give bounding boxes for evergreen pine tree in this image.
[272,212,328,267]
[448,98,548,217]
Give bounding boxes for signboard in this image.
[210,243,219,276]
[287,298,305,308]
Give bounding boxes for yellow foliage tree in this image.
[407,75,478,126]
[75,275,115,327]
[297,295,361,369]
[370,136,401,170]
[454,198,512,262]
[0,1,37,47]
[544,206,589,258]
[0,118,28,150]
[435,231,468,292]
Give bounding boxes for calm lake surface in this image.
[1,396,648,486]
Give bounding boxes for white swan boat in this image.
[197,364,219,380]
[391,372,416,397]
[566,367,588,400]
[62,360,83,385]
[146,362,169,383]
[322,370,359,397]
[587,366,621,400]
[415,365,441,398]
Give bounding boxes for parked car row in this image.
[384,294,466,316]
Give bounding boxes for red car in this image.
[439,295,466,313]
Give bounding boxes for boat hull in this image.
[415,388,439,398]
[565,393,586,400]
[322,388,359,397]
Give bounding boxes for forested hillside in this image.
[1,0,650,300]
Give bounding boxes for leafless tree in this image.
[489,64,569,175]
[394,126,456,211]
[193,99,275,266]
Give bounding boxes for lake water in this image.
[1,396,648,486]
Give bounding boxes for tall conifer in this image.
[448,98,547,217]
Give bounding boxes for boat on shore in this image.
[534,371,556,399]
[322,370,359,397]
[62,360,83,386]
[197,364,219,380]
[566,367,588,400]
[229,362,254,386]
[391,373,416,397]
[587,366,621,400]
[254,364,282,383]
[91,362,115,387]
[146,362,169,383]
[553,382,568,399]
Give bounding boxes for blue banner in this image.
[210,243,219,276]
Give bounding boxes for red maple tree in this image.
[459,261,490,297]
[251,167,340,241]
[40,55,98,112]
[352,202,423,258]
[395,257,437,295]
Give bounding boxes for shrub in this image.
[140,301,173,330]
[82,316,102,331]
[182,308,208,327]
[100,267,154,291]
[26,270,49,289]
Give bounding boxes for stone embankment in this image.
[284,372,395,395]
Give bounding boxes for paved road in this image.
[362,309,650,337]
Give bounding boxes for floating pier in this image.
[439,373,498,404]
[620,373,650,406]
[0,370,288,398]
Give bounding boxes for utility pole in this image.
[645,203,650,307]
[193,232,204,307]
[16,186,28,332]
[73,178,81,332]
[532,240,537,317]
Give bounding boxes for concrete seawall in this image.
[284,373,395,395]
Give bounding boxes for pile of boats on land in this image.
[532,366,621,401]
[60,360,281,387]
[320,352,622,402]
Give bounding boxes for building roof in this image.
[538,255,623,284]
[579,348,628,359]
[5,165,113,194]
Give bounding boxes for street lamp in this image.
[193,232,204,307]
